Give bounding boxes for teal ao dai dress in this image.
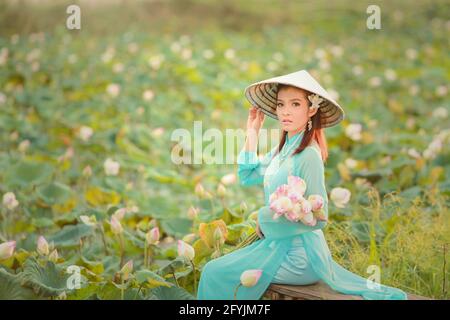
[197,129,407,300]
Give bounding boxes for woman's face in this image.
[275,86,318,133]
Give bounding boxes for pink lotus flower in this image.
[270,196,293,219]
[299,199,312,215]
[308,195,324,211]
[287,191,303,203]
[268,175,326,227]
[269,192,278,203]
[274,184,289,197]
[301,212,317,226]
[3,192,19,210]
[0,241,16,260]
[286,209,302,222]
[287,176,306,196]
[330,187,351,208]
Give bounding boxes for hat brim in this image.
[244,71,345,129]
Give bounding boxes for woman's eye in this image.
[277,103,283,108]
[293,102,300,107]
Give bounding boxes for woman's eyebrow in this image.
[276,98,302,102]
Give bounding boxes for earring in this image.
[307,119,312,131]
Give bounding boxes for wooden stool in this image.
[263,281,432,300]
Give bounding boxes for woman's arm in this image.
[237,106,272,186]
[237,146,277,186]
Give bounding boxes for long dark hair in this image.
[273,84,329,163]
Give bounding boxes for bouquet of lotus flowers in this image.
[231,176,327,253]
[269,176,327,226]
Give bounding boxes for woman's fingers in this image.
[248,107,257,119]
[247,107,265,132]
[258,110,265,122]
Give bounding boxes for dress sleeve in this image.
[237,146,278,186]
[292,146,329,232]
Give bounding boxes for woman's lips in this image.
[281,120,292,124]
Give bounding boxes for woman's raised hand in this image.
[246,106,265,134]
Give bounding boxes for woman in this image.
[197,70,407,300]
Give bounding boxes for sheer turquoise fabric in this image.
[197,129,407,300]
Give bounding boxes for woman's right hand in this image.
[246,106,265,134]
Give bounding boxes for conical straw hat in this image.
[244,69,345,128]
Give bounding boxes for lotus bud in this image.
[82,165,92,177]
[2,192,19,210]
[217,183,227,198]
[78,126,93,142]
[120,260,133,281]
[49,249,59,263]
[240,269,263,287]
[18,139,30,153]
[194,183,205,197]
[37,236,49,256]
[177,240,195,261]
[79,215,97,227]
[220,173,236,185]
[0,241,16,260]
[187,206,199,220]
[113,208,127,220]
[146,227,160,245]
[110,216,123,235]
[104,158,120,176]
[213,227,225,245]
